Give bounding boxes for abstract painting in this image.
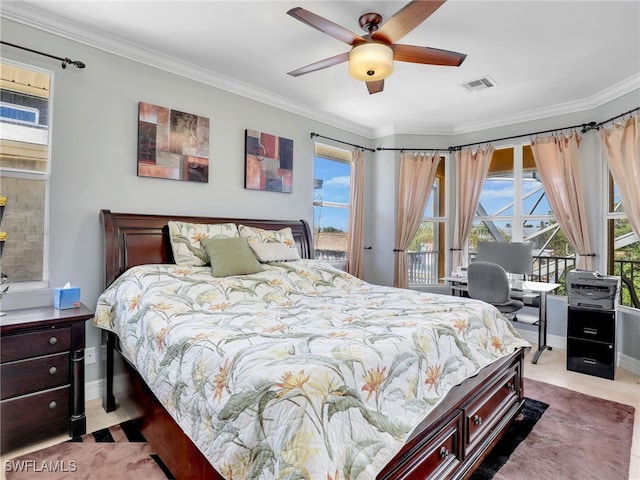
[245,129,293,193]
[137,102,209,182]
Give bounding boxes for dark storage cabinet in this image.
[567,306,616,380]
[0,304,93,452]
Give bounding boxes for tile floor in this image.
[2,347,639,479]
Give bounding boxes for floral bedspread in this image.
[94,259,530,480]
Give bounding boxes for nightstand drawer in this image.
[0,386,70,452]
[1,353,70,400]
[0,327,71,363]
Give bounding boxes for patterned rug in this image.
[4,420,174,480]
[4,379,635,480]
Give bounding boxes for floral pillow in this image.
[238,225,301,262]
[168,221,239,266]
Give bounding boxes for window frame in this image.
[469,143,574,289]
[603,161,640,312]
[407,154,448,286]
[0,59,53,292]
[312,142,352,268]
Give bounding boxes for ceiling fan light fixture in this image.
[348,43,394,82]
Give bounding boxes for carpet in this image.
[488,378,636,480]
[3,420,174,480]
[4,379,635,480]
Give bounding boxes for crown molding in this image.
[448,75,640,135]
[1,4,376,139]
[3,3,638,141]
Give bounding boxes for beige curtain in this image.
[347,149,365,278]
[598,114,640,238]
[531,132,593,270]
[452,147,493,270]
[394,152,441,288]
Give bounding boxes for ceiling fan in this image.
[287,0,466,94]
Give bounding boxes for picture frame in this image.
[137,102,209,182]
[244,129,293,193]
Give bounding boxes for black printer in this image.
[566,270,621,310]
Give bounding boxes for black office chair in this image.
[467,261,524,318]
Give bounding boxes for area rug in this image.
[482,378,636,480]
[4,378,635,480]
[3,420,174,480]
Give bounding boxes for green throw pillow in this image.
[201,237,263,277]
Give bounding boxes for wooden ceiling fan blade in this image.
[287,52,349,77]
[372,1,447,45]
[366,80,384,94]
[287,7,366,46]
[393,44,466,66]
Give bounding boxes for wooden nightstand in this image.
[0,303,93,452]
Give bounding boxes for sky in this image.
[313,157,556,233]
[313,157,351,232]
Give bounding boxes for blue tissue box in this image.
[54,286,81,309]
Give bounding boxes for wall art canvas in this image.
[245,129,293,193]
[137,102,209,182]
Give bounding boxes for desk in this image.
[443,277,560,364]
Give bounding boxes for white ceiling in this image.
[2,1,640,138]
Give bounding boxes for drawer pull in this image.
[506,382,516,392]
[439,446,450,459]
[49,366,58,375]
[583,327,598,335]
[48,336,58,345]
[473,414,483,425]
[583,358,597,365]
[48,401,57,410]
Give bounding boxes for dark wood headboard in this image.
[101,210,313,288]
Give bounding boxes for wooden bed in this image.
[99,209,527,480]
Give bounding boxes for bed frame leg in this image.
[103,331,116,412]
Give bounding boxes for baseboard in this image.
[515,328,567,351]
[618,353,640,376]
[85,378,103,402]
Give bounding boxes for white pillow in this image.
[248,238,301,262]
[239,225,301,262]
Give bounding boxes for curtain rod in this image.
[377,106,639,153]
[375,147,449,153]
[310,132,375,152]
[589,106,640,131]
[1,41,86,69]
[449,120,598,152]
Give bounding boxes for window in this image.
[607,176,640,309]
[469,145,574,289]
[407,158,446,285]
[313,143,351,265]
[0,62,51,288]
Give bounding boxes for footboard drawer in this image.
[464,364,521,454]
[381,413,462,480]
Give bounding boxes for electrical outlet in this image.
[85,347,96,365]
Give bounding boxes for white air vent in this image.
[461,76,497,93]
